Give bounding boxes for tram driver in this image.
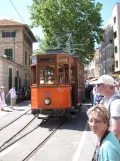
[48,77,54,84]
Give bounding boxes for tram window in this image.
[30,56,36,64]
[71,66,75,83]
[58,64,69,84]
[40,67,45,84]
[46,65,55,84]
[40,65,55,85]
[64,65,68,83]
[58,65,64,83]
[31,66,36,84]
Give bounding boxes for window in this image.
[9,68,12,90]
[5,49,13,60]
[16,70,19,77]
[71,66,75,83]
[40,65,55,85]
[15,70,20,91]
[112,65,114,72]
[25,51,27,65]
[58,64,69,84]
[114,16,116,24]
[114,31,117,39]
[109,39,113,43]
[114,46,118,53]
[2,32,16,38]
[116,61,118,68]
[25,73,27,86]
[31,66,36,84]
[30,56,37,64]
[58,65,64,83]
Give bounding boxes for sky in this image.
[0,0,119,50]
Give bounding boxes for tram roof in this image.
[46,49,66,54]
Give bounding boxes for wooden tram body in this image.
[30,49,85,115]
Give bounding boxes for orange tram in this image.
[30,49,85,116]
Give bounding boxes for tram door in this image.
[71,66,76,106]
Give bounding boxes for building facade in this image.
[84,50,100,79]
[86,3,120,78]
[0,19,37,93]
[112,3,120,74]
[98,18,114,76]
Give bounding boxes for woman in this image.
[0,86,7,107]
[87,104,120,161]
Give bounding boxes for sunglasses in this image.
[96,84,104,87]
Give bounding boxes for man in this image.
[96,74,120,141]
[6,86,16,109]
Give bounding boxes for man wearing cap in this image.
[96,74,120,141]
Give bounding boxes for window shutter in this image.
[5,49,13,60]
[12,32,16,37]
[2,32,5,37]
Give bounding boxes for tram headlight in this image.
[44,98,51,105]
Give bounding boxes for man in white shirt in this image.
[6,86,16,109]
[96,75,120,141]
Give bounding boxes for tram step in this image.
[37,114,50,120]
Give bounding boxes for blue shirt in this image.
[99,132,120,161]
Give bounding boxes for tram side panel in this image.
[71,86,84,106]
[31,86,71,109]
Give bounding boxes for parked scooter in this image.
[16,91,21,103]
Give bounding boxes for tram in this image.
[30,49,85,116]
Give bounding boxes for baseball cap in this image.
[96,75,115,86]
[0,86,5,88]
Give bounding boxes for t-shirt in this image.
[9,88,16,98]
[85,81,89,88]
[99,132,120,161]
[115,87,119,94]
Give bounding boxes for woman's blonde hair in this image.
[87,104,110,127]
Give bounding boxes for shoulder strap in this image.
[108,95,120,112]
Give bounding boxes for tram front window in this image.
[58,64,69,84]
[40,65,55,85]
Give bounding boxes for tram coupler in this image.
[37,113,52,120]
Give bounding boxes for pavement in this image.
[1,100,31,112]
[76,103,97,161]
[0,100,97,160]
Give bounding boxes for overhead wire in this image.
[9,0,25,24]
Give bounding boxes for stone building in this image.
[0,19,37,93]
[112,3,120,75]
[84,50,100,79]
[98,18,114,76]
[85,3,120,78]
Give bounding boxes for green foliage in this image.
[28,0,103,65]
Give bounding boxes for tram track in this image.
[21,117,67,161]
[0,114,52,153]
[0,116,67,161]
[0,116,36,152]
[0,108,31,131]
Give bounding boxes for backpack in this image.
[107,94,120,112]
